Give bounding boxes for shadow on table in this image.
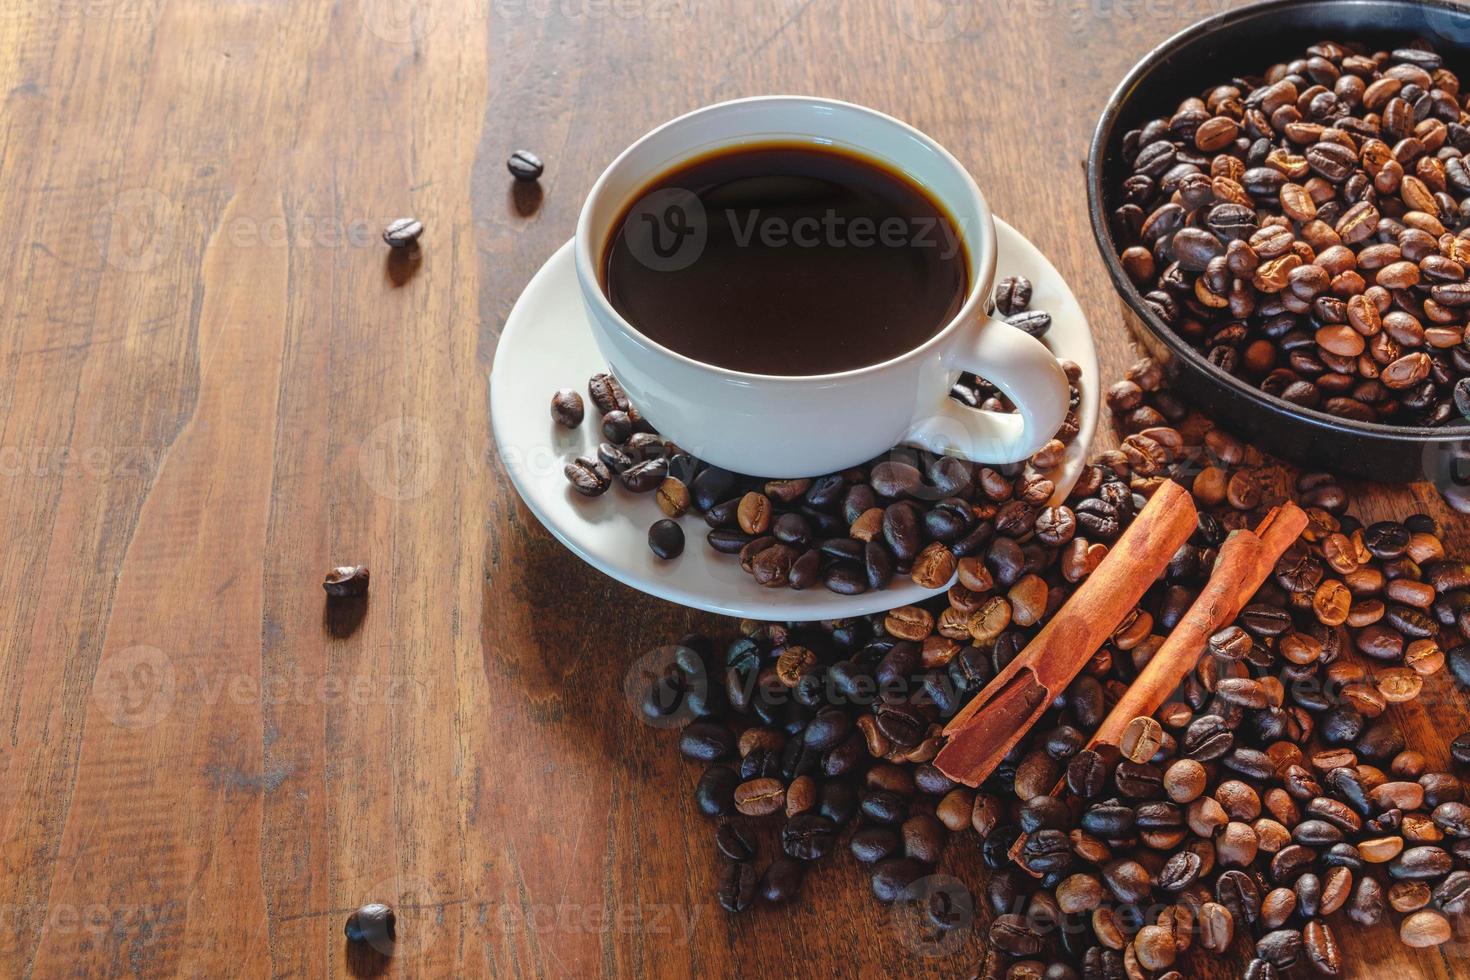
[385,246,423,287]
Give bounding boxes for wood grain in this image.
[0,0,1465,976]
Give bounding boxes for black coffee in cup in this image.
[601,143,969,376]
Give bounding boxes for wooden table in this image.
[3,0,1468,976]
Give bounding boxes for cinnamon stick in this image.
[933,480,1198,787]
[1007,500,1311,873]
[1085,501,1309,754]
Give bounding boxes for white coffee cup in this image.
[574,96,1069,479]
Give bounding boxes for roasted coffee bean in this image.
[803,707,852,751]
[550,388,585,428]
[1350,874,1385,926]
[1120,716,1164,763]
[382,217,423,249]
[902,812,948,863]
[1197,901,1235,954]
[696,765,739,817]
[1217,869,1262,927]
[1103,859,1152,904]
[1390,845,1453,880]
[734,778,785,817]
[1068,751,1108,799]
[1046,725,1086,762]
[718,860,757,912]
[648,519,685,559]
[1240,603,1292,637]
[1434,870,1470,913]
[344,903,396,947]
[507,149,545,181]
[991,914,1044,956]
[1453,732,1470,765]
[564,455,613,496]
[1158,850,1203,892]
[585,372,627,415]
[1183,715,1234,761]
[680,722,735,762]
[994,275,1033,316]
[860,789,909,826]
[1401,909,1452,947]
[323,565,370,598]
[1021,828,1072,875]
[781,813,836,861]
[1008,310,1052,338]
[883,504,922,561]
[851,826,901,864]
[1164,759,1207,803]
[620,457,667,494]
[716,821,756,861]
[1082,799,1135,837]
[1115,761,1165,799]
[875,700,925,747]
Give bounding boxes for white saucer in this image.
[489,219,1099,619]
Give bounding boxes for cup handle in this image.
[902,315,1070,465]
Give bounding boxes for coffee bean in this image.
[565,456,612,496]
[550,388,584,428]
[734,777,785,817]
[1020,828,1072,875]
[1068,751,1108,799]
[715,821,756,861]
[382,217,422,249]
[1434,870,1470,913]
[1401,909,1452,947]
[1255,928,1303,969]
[1183,714,1234,761]
[901,813,947,864]
[1158,850,1202,892]
[718,860,757,912]
[323,565,370,598]
[1164,759,1206,803]
[696,765,739,817]
[1082,799,1134,837]
[1103,859,1151,904]
[994,275,1033,316]
[507,149,545,181]
[1217,869,1261,926]
[585,372,627,415]
[781,813,836,861]
[991,913,1044,956]
[1134,923,1176,971]
[1007,310,1052,338]
[344,903,395,946]
[648,519,685,559]
[861,789,909,826]
[1350,875,1384,926]
[1390,845,1452,880]
[680,722,735,762]
[1120,716,1164,763]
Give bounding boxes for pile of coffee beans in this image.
[554,277,1083,593]
[1111,38,1470,427]
[637,353,1470,976]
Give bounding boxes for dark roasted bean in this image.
[382,217,423,249]
[507,149,545,181]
